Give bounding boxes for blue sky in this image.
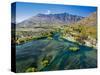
[14,2,97,23]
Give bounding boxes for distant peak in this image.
[37,12,68,16]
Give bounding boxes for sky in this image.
[13,2,97,23]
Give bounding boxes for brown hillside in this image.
[73,12,97,26]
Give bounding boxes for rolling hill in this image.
[72,12,97,26]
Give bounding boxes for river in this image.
[16,33,97,72]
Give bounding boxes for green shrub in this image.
[41,60,49,67]
[69,46,79,52]
[25,67,37,72]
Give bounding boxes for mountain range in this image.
[17,13,84,28]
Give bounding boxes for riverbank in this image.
[15,25,97,49]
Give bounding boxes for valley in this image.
[15,12,97,72]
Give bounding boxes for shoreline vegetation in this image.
[16,25,97,49]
